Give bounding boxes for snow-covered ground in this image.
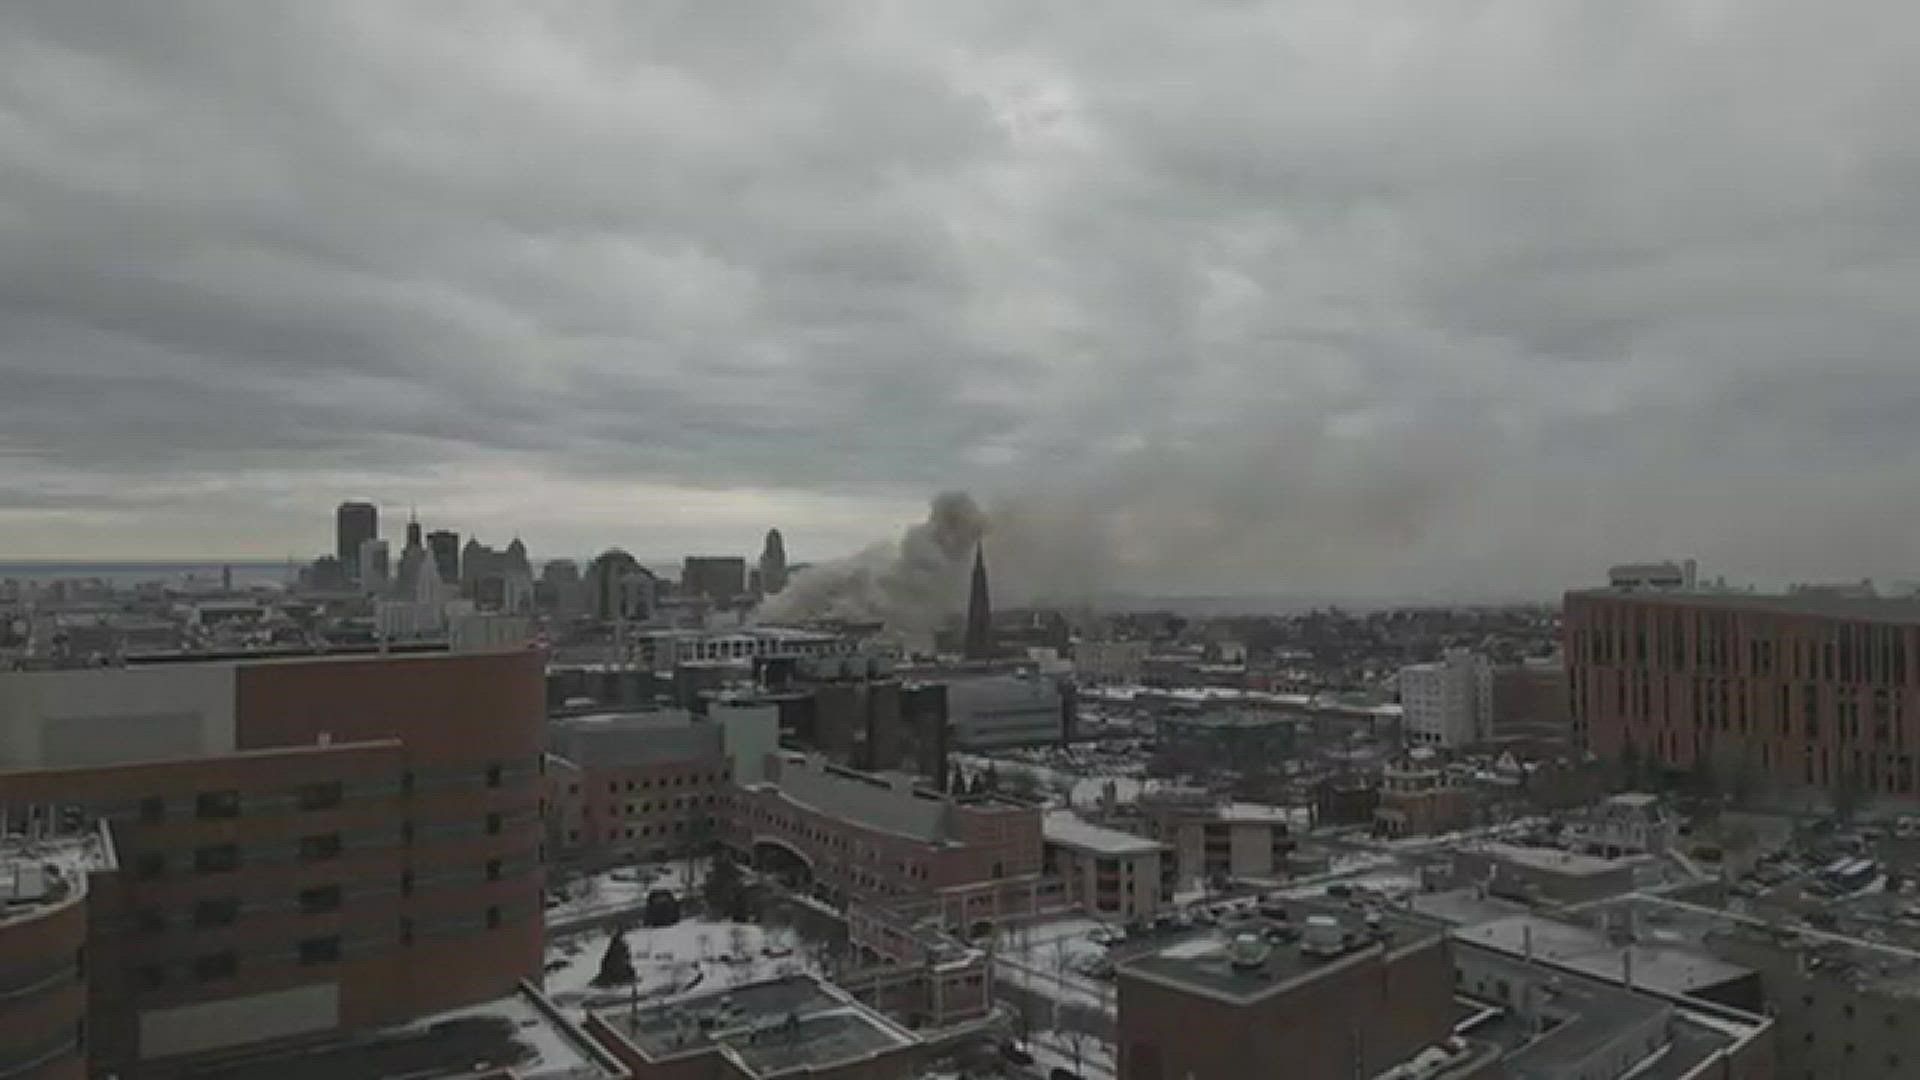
[545,858,708,927]
[410,993,608,1079]
[994,917,1119,1015]
[543,916,819,1010]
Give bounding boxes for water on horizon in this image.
[0,561,293,589]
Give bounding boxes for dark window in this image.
[193,952,237,982]
[400,871,414,897]
[401,771,415,795]
[297,781,343,811]
[401,820,414,845]
[135,853,166,879]
[299,885,342,914]
[195,844,239,873]
[196,790,240,819]
[138,908,167,933]
[138,965,165,990]
[298,937,341,964]
[400,918,414,946]
[299,834,342,862]
[193,898,239,928]
[487,906,501,929]
[139,796,165,823]
[486,764,502,788]
[486,813,502,836]
[487,858,502,881]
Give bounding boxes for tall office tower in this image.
[405,513,423,551]
[426,529,461,584]
[759,529,789,595]
[335,501,378,579]
[682,556,748,603]
[963,544,993,660]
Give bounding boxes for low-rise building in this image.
[945,673,1070,750]
[1074,640,1150,685]
[1042,811,1171,922]
[1117,903,1455,1080]
[1449,841,1643,907]
[1135,789,1300,887]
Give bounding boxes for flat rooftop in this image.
[1044,811,1164,856]
[182,988,622,1080]
[1121,901,1442,1005]
[1,826,114,927]
[590,975,917,1078]
[1460,950,1754,1080]
[1453,913,1752,997]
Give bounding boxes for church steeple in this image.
[963,543,993,660]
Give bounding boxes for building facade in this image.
[0,648,546,1075]
[1042,812,1171,922]
[1565,588,1920,801]
[681,556,747,604]
[334,501,377,579]
[1399,648,1493,748]
[1135,791,1298,887]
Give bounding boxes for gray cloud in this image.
[4,1,1920,599]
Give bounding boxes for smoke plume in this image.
[757,491,989,638]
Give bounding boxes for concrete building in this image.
[585,550,654,624]
[1042,811,1172,922]
[1074,639,1150,685]
[1117,902,1455,1080]
[681,556,747,604]
[0,647,547,1075]
[1565,586,1920,802]
[334,501,377,580]
[1135,789,1300,886]
[1400,648,1493,748]
[945,673,1070,750]
[723,753,1045,935]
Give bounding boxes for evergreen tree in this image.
[593,929,635,987]
[705,853,747,920]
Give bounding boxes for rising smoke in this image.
[756,491,990,638]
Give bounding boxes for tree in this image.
[705,853,748,920]
[948,764,966,794]
[1833,765,1863,824]
[592,929,635,987]
[984,762,1001,791]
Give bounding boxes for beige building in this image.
[1042,811,1171,922]
[1136,789,1300,887]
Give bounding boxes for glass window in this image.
[193,899,239,928]
[298,937,341,965]
[299,885,342,914]
[194,844,239,873]
[299,834,342,862]
[193,952,236,982]
[297,781,343,811]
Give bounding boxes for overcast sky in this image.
[5,2,1920,600]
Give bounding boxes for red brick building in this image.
[1566,589,1920,799]
[0,647,547,1075]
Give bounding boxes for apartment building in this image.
[1565,588,1920,799]
[1042,811,1172,922]
[0,647,546,1075]
[1134,789,1299,886]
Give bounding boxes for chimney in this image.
[1623,947,1634,992]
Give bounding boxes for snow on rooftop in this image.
[1043,811,1162,856]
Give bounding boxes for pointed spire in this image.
[964,542,993,660]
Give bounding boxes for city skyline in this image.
[8,5,1920,600]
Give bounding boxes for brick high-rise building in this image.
[0,647,546,1075]
[1566,587,1920,800]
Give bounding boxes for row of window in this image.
[133,815,510,879]
[600,771,726,795]
[138,763,523,825]
[137,909,509,989]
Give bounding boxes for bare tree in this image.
[728,925,751,963]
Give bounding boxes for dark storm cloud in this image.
[5,1,1920,597]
